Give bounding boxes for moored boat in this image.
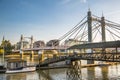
[5,59,36,73]
[0,65,6,73]
[6,66,36,73]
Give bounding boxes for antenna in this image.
[102,11,104,17]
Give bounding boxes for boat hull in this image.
[6,67,36,74]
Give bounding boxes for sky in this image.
[0,0,120,44]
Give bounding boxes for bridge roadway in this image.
[37,52,120,67]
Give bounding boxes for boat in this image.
[6,66,36,73]
[0,65,6,73]
[5,59,36,73]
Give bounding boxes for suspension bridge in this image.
[14,10,120,66]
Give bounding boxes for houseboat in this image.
[5,59,36,73]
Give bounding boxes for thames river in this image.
[0,56,120,80]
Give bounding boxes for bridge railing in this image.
[71,52,120,62]
[38,52,120,66]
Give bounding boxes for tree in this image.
[0,40,14,54]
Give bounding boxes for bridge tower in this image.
[101,14,106,53]
[101,14,106,42]
[87,9,94,64]
[87,9,92,43]
[20,35,34,60]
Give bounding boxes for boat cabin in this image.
[6,59,27,70]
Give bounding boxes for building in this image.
[33,40,45,48]
[46,39,59,47]
[15,41,29,50]
[64,39,87,46]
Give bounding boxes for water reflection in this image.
[6,73,26,80]
[87,66,114,80]
[87,67,95,80]
[101,66,108,80]
[1,56,120,80]
[37,70,52,80]
[66,61,82,80]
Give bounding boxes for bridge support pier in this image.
[30,51,34,61]
[20,50,24,59]
[38,50,44,62]
[66,60,82,80]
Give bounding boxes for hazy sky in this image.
[0,0,120,44]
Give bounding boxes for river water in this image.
[0,56,120,80]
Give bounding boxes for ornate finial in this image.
[88,4,91,12]
[88,8,90,12]
[102,11,104,17]
[31,35,33,40]
[21,34,23,41]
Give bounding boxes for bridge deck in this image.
[68,41,120,49]
[37,52,120,67]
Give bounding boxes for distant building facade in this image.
[46,39,59,47]
[64,39,87,46]
[15,41,29,50]
[33,40,45,48]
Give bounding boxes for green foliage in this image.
[0,40,14,54]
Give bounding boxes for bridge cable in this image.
[92,25,101,41]
[58,16,87,41]
[75,22,87,41]
[106,25,120,40]
[106,26,116,41]
[73,22,87,40]
[106,27,120,40]
[60,21,87,45]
